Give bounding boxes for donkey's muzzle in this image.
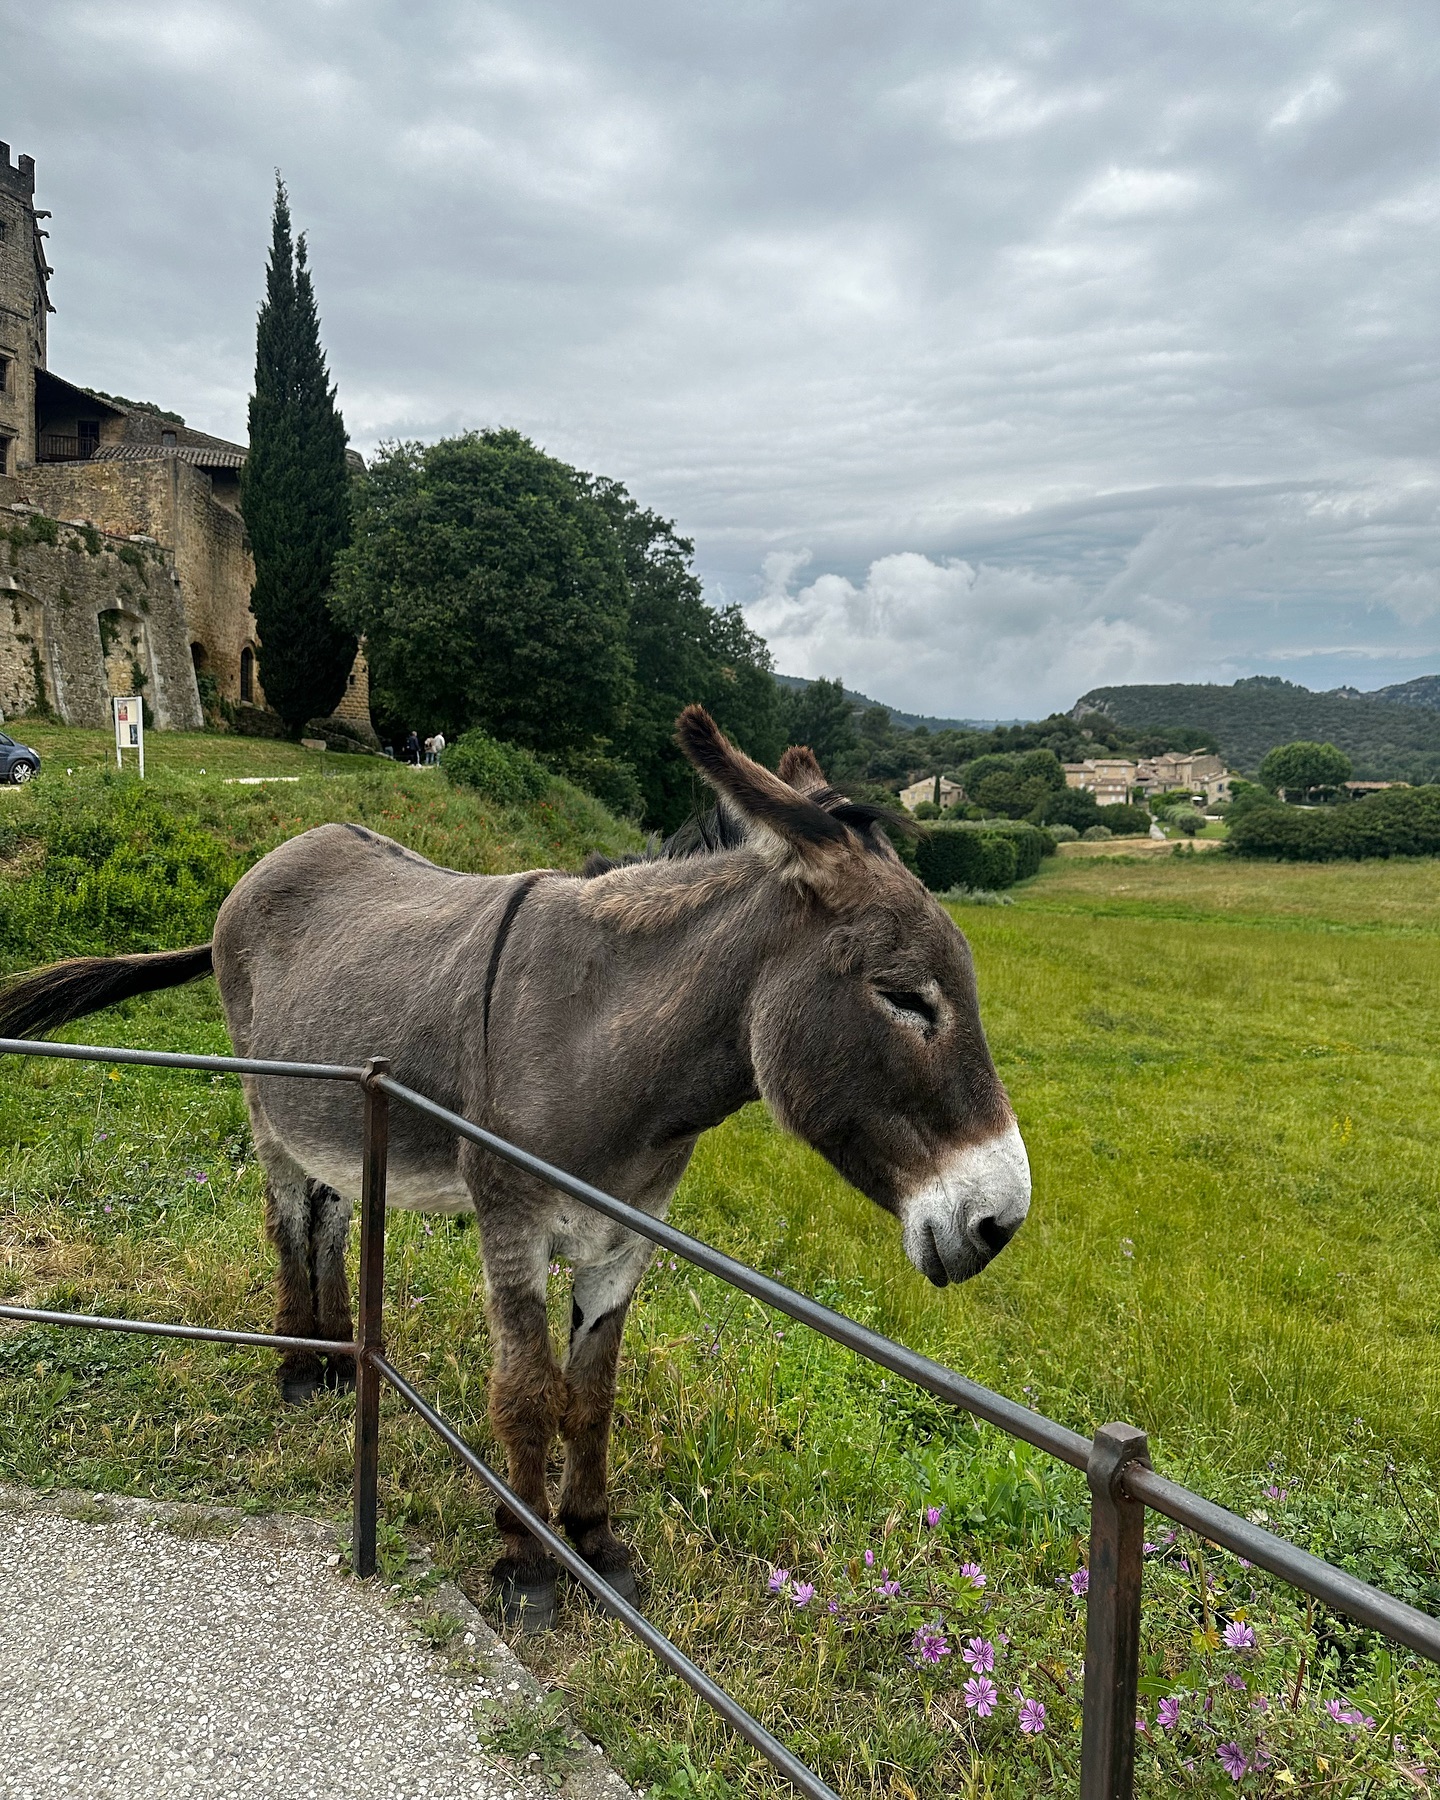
[902,1121,1032,1287]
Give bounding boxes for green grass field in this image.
[1,750,1437,1796]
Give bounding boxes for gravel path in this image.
[0,1502,611,1800]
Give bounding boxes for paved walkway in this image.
[0,1495,628,1800]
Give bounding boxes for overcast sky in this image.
[8,1,1440,718]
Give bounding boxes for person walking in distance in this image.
[432,729,446,766]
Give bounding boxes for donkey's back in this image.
[214,822,527,1205]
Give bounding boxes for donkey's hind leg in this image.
[309,1180,355,1391]
[263,1162,325,1405]
[558,1248,649,1607]
[246,1080,329,1406]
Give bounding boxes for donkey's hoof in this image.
[583,1563,640,1610]
[280,1373,322,1407]
[496,1573,559,1634]
[323,1357,356,1394]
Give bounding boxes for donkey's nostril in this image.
[974,1212,1021,1258]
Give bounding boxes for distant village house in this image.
[899,774,964,812]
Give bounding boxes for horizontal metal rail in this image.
[374,1354,841,1800]
[1125,1465,1440,1663]
[0,1303,355,1359]
[0,1037,365,1083]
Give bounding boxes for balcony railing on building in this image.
[37,431,99,463]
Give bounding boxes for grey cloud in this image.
[8,0,1440,716]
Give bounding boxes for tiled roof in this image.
[91,443,246,470]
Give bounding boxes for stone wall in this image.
[0,458,261,712]
[0,144,46,472]
[0,504,202,729]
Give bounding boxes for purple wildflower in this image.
[102,1203,113,1214]
[1223,1674,1247,1692]
[1070,1569,1089,1597]
[863,1549,875,1568]
[962,1637,996,1673]
[827,1600,842,1615]
[767,1568,790,1593]
[1178,1557,1190,1573]
[192,1171,208,1184]
[875,1571,902,1600]
[963,1676,998,1717]
[911,1625,950,1665]
[1157,1696,1180,1731]
[1018,1698,1046,1735]
[1223,1621,1256,1652]
[1217,1743,1248,1781]
[791,1582,815,1608]
[924,1505,944,1529]
[1263,1484,1288,1503]
[1142,1542,1159,1555]
[959,1561,985,1588]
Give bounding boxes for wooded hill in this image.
[1073,677,1440,784]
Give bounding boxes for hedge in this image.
[1227,785,1440,860]
[916,827,1022,892]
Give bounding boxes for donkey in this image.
[0,708,1030,1629]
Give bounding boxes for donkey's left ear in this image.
[676,707,849,860]
[777,744,828,796]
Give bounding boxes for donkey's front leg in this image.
[558,1249,649,1607]
[486,1272,566,1632]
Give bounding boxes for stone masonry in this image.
[0,141,372,738]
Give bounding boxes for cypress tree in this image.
[241,176,356,732]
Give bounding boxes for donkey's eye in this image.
[877,988,938,1032]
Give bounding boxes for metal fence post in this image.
[352,1056,390,1580]
[1080,1422,1151,1800]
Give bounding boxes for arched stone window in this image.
[240,646,255,704]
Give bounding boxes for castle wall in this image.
[0,502,202,729]
[0,144,47,472]
[0,458,261,712]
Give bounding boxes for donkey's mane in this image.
[581,782,912,880]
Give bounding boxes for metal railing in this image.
[2,1032,1438,1800]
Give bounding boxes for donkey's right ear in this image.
[676,707,849,861]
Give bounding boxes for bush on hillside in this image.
[1047,822,1079,842]
[915,827,1019,893]
[1081,825,1113,842]
[441,728,552,808]
[1228,784,1440,860]
[0,782,239,966]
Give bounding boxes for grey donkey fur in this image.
[0,707,1031,1631]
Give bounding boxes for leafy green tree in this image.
[332,432,633,763]
[1258,740,1353,802]
[583,477,782,830]
[784,677,858,772]
[962,748,1066,819]
[241,177,355,732]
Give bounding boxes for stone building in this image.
[0,141,371,736]
[1061,757,1139,806]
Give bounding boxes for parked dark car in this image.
[0,731,41,785]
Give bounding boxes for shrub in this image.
[1047,823,1079,842]
[1081,825,1113,842]
[0,782,239,965]
[1229,784,1440,860]
[441,728,552,808]
[915,828,1019,893]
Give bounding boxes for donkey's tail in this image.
[0,945,214,1041]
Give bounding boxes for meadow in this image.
[1,740,1438,1796]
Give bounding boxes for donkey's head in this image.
[678,707,1030,1286]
